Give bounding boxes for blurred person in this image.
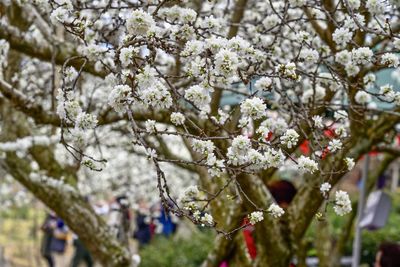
[133,199,151,247]
[375,242,400,267]
[51,217,70,267]
[108,195,132,247]
[41,212,57,267]
[155,201,178,237]
[70,235,93,267]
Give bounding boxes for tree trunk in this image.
[3,152,132,267]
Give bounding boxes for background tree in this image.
[0,0,400,266]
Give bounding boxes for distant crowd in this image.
[40,196,179,267]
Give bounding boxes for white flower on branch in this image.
[354,91,372,105]
[214,49,239,78]
[333,190,352,216]
[201,213,214,226]
[126,10,155,36]
[332,28,353,47]
[170,112,186,126]
[312,115,324,129]
[240,97,267,120]
[192,140,215,155]
[184,84,211,112]
[254,77,273,91]
[381,53,399,68]
[248,211,264,224]
[320,182,331,197]
[297,156,318,174]
[328,139,342,153]
[280,129,299,149]
[108,85,131,113]
[267,204,285,218]
[345,157,355,171]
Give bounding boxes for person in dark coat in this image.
[71,237,93,267]
[40,213,57,267]
[133,200,151,247]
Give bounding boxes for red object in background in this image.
[299,140,310,155]
[324,128,336,138]
[369,150,379,156]
[321,147,330,159]
[397,134,400,146]
[265,131,273,141]
[243,227,257,259]
[241,218,257,259]
[149,221,156,237]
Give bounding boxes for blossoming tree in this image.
[1,0,400,266]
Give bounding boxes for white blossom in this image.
[328,139,342,153]
[332,28,353,47]
[280,129,299,149]
[354,91,372,105]
[126,10,155,36]
[267,204,285,218]
[108,85,131,113]
[192,140,215,155]
[366,0,386,15]
[333,190,352,216]
[297,156,318,173]
[214,49,239,77]
[248,211,264,224]
[312,115,324,129]
[345,157,355,171]
[381,53,399,68]
[254,77,273,91]
[185,85,211,112]
[201,213,214,225]
[320,182,331,196]
[170,112,186,126]
[145,120,157,133]
[352,47,373,65]
[240,97,267,120]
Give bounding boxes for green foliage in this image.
[139,229,214,267]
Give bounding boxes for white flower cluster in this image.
[320,182,331,197]
[312,115,324,129]
[119,46,139,67]
[170,112,186,126]
[227,135,252,165]
[75,112,98,130]
[248,211,264,224]
[267,203,285,218]
[200,213,214,226]
[126,10,155,36]
[254,77,273,91]
[185,85,211,112]
[276,62,297,80]
[240,97,267,120]
[366,0,386,15]
[345,157,355,171]
[332,28,353,47]
[214,49,239,78]
[381,53,399,68]
[354,91,372,105]
[333,190,352,216]
[327,139,342,153]
[108,85,131,113]
[192,140,215,155]
[280,129,299,149]
[297,156,318,173]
